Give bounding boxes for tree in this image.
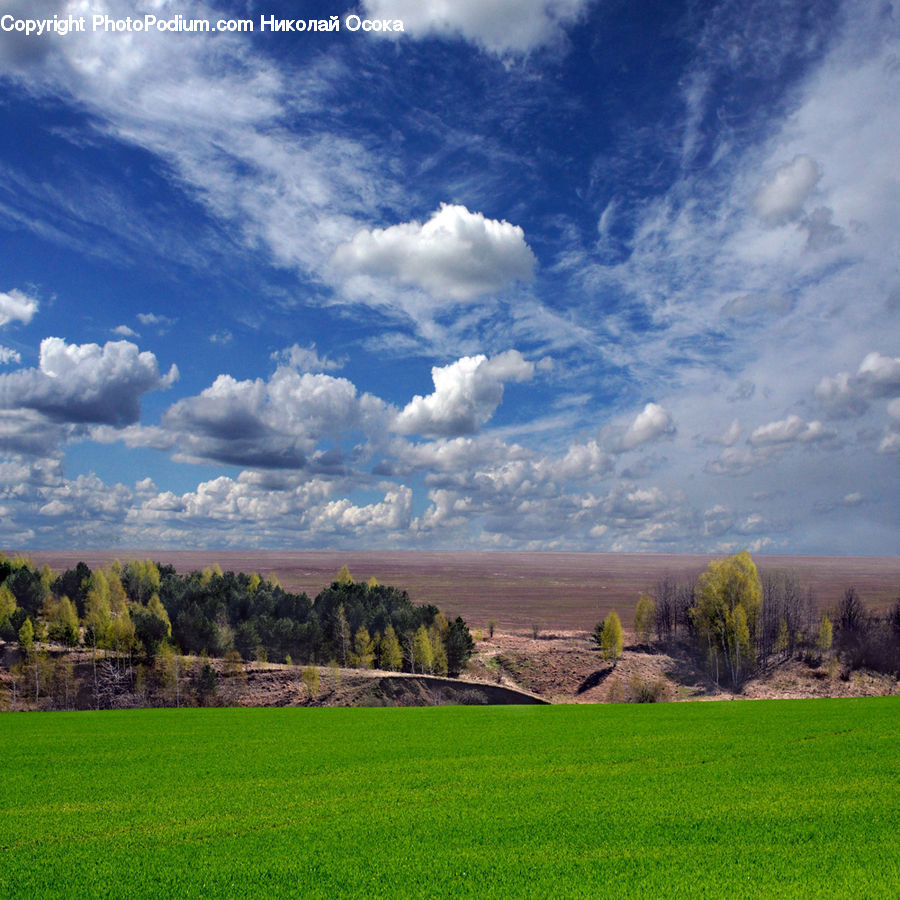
[336,565,353,586]
[335,603,350,666]
[44,595,80,646]
[301,665,320,700]
[379,624,403,671]
[1,583,19,640]
[446,617,474,676]
[817,614,833,655]
[18,617,34,654]
[349,625,375,669]
[690,551,762,688]
[600,610,623,666]
[197,661,218,706]
[634,593,655,648]
[430,625,448,676]
[413,625,433,674]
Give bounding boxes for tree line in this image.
[596,551,900,689]
[0,555,475,708]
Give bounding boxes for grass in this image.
[1,698,898,898]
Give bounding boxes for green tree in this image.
[0,582,17,633]
[430,625,449,675]
[197,662,218,706]
[301,665,320,700]
[690,551,762,687]
[336,565,353,586]
[335,603,350,666]
[446,617,475,676]
[44,596,80,646]
[18,616,34,654]
[349,625,375,669]
[817,614,833,655]
[379,624,403,671]
[413,625,433,674]
[600,610,624,666]
[634,593,655,648]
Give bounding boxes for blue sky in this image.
[0,0,897,553]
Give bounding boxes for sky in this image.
[0,0,897,554]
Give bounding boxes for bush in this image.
[628,675,669,703]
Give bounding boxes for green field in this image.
[1,699,898,898]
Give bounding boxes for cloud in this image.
[720,292,793,319]
[617,403,675,452]
[361,0,590,55]
[749,414,833,446]
[753,154,821,226]
[111,325,139,338]
[0,337,178,427]
[0,345,21,365]
[162,366,390,469]
[0,288,38,326]
[393,350,534,437]
[272,343,346,373]
[816,351,900,418]
[704,419,742,447]
[332,204,536,303]
[137,312,176,332]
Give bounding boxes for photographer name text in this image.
[0,12,404,37]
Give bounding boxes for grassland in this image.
[2,698,897,898]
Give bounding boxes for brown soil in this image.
[465,630,899,704]
[21,550,900,630]
[2,630,896,711]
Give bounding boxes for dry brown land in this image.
[22,549,900,630]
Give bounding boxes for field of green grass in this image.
[2,698,898,897]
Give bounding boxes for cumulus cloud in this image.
[0,288,38,327]
[753,154,821,226]
[162,367,389,469]
[816,351,900,418]
[333,204,536,302]
[617,403,675,452]
[0,337,178,427]
[111,324,139,338]
[362,0,590,55]
[393,350,534,437]
[749,414,833,446]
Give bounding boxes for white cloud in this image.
[332,204,535,303]
[816,351,900,418]
[162,366,390,469]
[394,350,534,437]
[0,337,178,427]
[0,288,38,326]
[704,418,742,447]
[0,345,21,365]
[137,312,176,331]
[273,343,345,373]
[749,414,833,446]
[618,403,675,452]
[362,0,590,55]
[111,324,138,338]
[753,154,821,226]
[720,292,793,319]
